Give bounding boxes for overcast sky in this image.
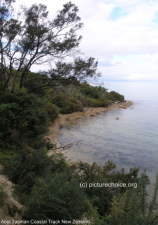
[14,0,158,82]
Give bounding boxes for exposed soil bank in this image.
[46,101,133,156]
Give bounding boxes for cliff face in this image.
[0,165,23,221]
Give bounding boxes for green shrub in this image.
[104,173,158,225]
[0,148,19,164]
[79,96,89,106]
[106,91,124,102]
[0,92,49,148]
[22,173,88,221]
[51,94,67,108]
[0,102,19,145]
[87,98,109,107]
[79,82,107,99]
[73,161,115,216]
[60,97,83,114]
[5,151,70,194]
[45,102,59,122]
[51,94,83,114]
[5,149,52,193]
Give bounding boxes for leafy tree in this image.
[0,0,100,93]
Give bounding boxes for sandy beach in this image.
[46,100,133,156]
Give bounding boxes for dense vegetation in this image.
[0,77,125,154]
[3,149,158,224]
[0,0,158,224]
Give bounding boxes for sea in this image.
[59,81,158,183]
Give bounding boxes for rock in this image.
[0,173,23,221]
[116,117,120,120]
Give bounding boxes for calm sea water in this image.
[59,82,158,179]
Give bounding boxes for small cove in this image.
[58,82,158,183]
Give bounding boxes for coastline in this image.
[46,100,133,156]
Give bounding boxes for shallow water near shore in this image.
[59,81,158,182]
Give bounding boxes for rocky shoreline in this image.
[46,100,133,156]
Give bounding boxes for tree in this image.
[0,0,101,93]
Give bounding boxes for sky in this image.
[14,0,158,82]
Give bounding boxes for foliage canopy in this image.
[0,0,100,93]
